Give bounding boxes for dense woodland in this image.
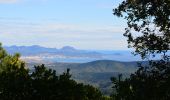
[0,0,170,100]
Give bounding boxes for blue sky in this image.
[0,0,127,50]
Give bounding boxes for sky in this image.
[0,0,128,50]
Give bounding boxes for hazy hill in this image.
[27,60,141,95]
[4,45,144,95]
[4,45,100,56]
[4,45,142,63]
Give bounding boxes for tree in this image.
[0,43,24,72]
[112,0,170,100]
[0,44,105,100]
[111,60,170,100]
[113,0,170,58]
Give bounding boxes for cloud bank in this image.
[0,18,127,50]
[0,0,19,3]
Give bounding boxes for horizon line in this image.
[3,44,133,51]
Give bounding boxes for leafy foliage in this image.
[113,0,170,58]
[0,43,24,72]
[111,60,170,100]
[0,44,109,100]
[112,0,170,100]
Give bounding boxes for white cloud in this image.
[0,19,127,50]
[0,0,19,3]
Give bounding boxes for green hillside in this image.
[28,60,139,95]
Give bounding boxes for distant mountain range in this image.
[4,45,142,63]
[2,45,150,95]
[4,45,147,95]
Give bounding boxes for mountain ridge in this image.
[3,45,142,63]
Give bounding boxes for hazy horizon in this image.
[3,44,134,51]
[0,0,128,50]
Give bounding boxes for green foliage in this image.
[113,0,170,58]
[0,44,106,100]
[112,1,170,100]
[0,43,24,72]
[0,64,104,100]
[111,60,170,100]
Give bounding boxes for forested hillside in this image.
[28,60,139,95]
[0,43,111,100]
